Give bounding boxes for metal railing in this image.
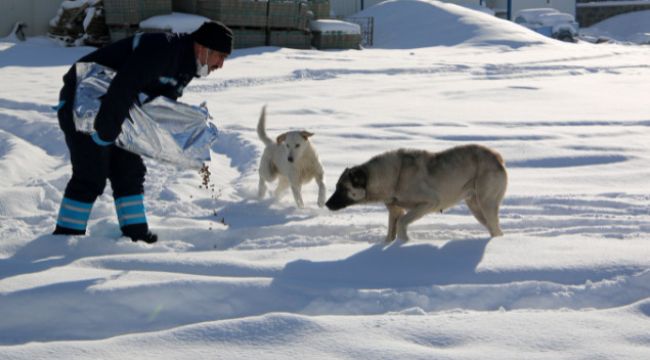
[344,16,374,47]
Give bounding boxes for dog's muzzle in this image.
[325,191,354,211]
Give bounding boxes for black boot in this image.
[122,224,157,243]
[53,225,86,236]
[128,231,158,244]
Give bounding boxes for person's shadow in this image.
[273,237,491,289]
[0,233,145,280]
[0,235,74,279]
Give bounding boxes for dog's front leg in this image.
[290,184,304,208]
[274,177,289,199]
[396,203,437,242]
[288,174,305,208]
[258,177,267,198]
[385,204,405,243]
[316,172,326,207]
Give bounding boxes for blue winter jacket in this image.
[59,32,198,142]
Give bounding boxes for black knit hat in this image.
[191,21,234,54]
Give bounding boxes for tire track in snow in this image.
[475,63,650,80]
[186,63,650,93]
[187,64,472,93]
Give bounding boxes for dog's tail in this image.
[257,105,274,147]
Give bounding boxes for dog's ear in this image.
[300,131,314,140]
[349,166,368,188]
[339,167,350,180]
[276,133,288,144]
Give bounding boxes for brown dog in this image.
[326,144,507,242]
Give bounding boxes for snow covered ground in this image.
[1,0,649,358]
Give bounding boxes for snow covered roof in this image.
[61,0,101,10]
[139,12,211,34]
[309,20,361,35]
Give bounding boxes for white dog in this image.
[257,106,326,208]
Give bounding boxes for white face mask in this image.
[196,49,210,78]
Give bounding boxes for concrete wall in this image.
[329,0,359,17]
[446,0,486,7]
[514,0,575,17]
[487,0,576,18]
[0,0,62,37]
[331,0,575,18]
[330,0,384,18]
[330,0,487,17]
[577,1,650,27]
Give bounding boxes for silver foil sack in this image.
[72,62,217,169]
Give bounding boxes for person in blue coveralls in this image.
[53,21,233,243]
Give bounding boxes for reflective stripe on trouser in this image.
[56,197,93,231]
[115,194,147,227]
